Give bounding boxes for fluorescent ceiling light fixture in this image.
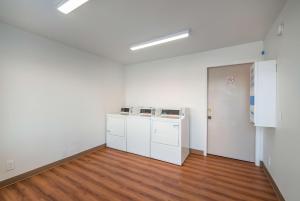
[58,0,89,14]
[130,30,190,51]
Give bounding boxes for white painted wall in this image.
[263,0,300,200]
[0,22,124,181]
[125,41,263,150]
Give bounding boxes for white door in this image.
[208,64,255,162]
[127,116,151,157]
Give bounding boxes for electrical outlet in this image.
[268,157,272,167]
[6,160,15,171]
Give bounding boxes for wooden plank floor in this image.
[0,148,278,201]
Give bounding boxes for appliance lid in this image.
[161,109,180,116]
[121,107,130,113]
[140,108,152,114]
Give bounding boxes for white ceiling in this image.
[0,0,286,64]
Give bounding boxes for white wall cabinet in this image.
[250,60,277,127]
[106,114,126,151]
[126,116,151,157]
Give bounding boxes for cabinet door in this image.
[254,60,277,127]
[107,116,125,137]
[127,117,151,156]
[152,120,179,146]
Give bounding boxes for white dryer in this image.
[150,108,189,165]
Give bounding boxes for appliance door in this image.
[127,116,151,157]
[106,116,126,151]
[152,119,179,146]
[107,116,125,137]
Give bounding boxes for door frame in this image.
[202,60,263,166]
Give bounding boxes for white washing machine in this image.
[126,107,152,157]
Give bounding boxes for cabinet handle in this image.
[173,125,179,127]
